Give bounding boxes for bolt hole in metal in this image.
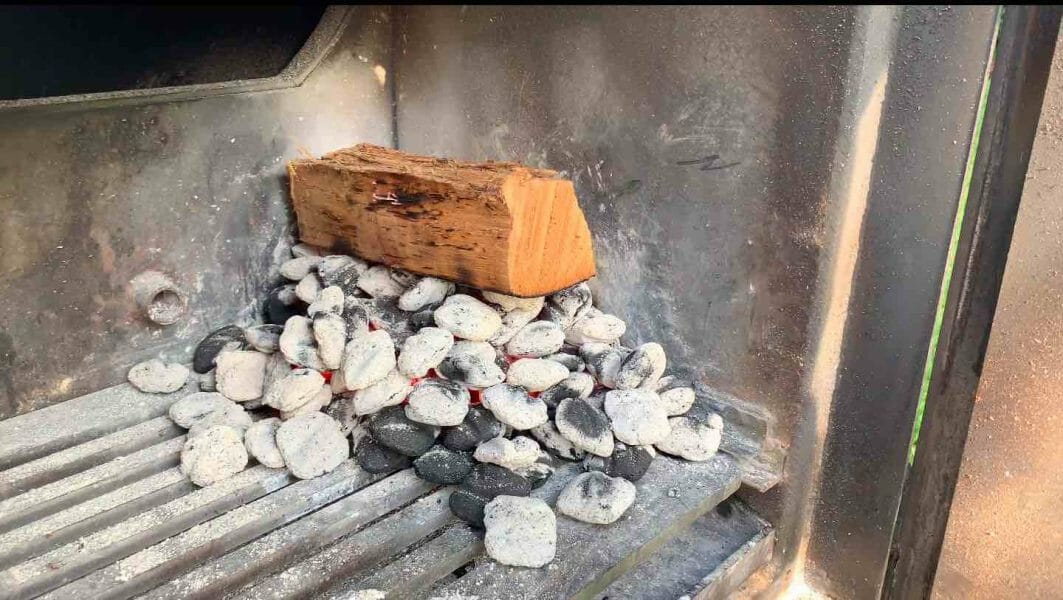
[131,270,186,325]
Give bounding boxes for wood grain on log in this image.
[287,144,596,297]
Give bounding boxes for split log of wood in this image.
[287,144,596,297]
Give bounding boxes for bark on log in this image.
[287,144,596,297]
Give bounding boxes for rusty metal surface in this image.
[933,24,1063,600]
[0,7,394,417]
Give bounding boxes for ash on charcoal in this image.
[615,342,666,390]
[313,313,347,370]
[518,458,556,489]
[505,321,565,357]
[655,414,723,461]
[555,398,614,457]
[437,341,505,389]
[389,268,420,289]
[442,406,505,452]
[266,284,305,325]
[410,308,436,330]
[355,436,412,473]
[557,471,636,525]
[324,395,360,436]
[543,351,585,372]
[180,425,248,486]
[413,444,474,484]
[128,359,189,394]
[245,324,283,354]
[318,255,367,293]
[291,243,324,259]
[581,343,629,389]
[279,384,332,420]
[450,464,533,527]
[565,308,627,345]
[481,384,549,430]
[473,436,540,470]
[186,402,253,438]
[169,392,248,430]
[169,392,231,428]
[540,372,595,408]
[308,285,344,317]
[279,256,320,281]
[352,369,412,416]
[398,327,454,378]
[363,298,418,344]
[244,417,286,468]
[405,378,469,426]
[433,294,503,341]
[655,376,696,416]
[368,405,440,457]
[276,412,349,479]
[198,370,216,392]
[341,329,396,390]
[280,316,326,371]
[487,305,539,347]
[506,358,569,392]
[548,282,593,324]
[484,496,556,567]
[358,265,407,298]
[295,273,323,304]
[482,291,545,313]
[604,389,671,446]
[582,442,655,482]
[530,421,586,461]
[214,350,267,402]
[193,325,246,374]
[264,368,325,412]
[342,297,371,341]
[398,276,455,312]
[346,590,385,600]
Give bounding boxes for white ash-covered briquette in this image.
[481,291,545,313]
[263,367,324,413]
[128,359,189,394]
[505,321,565,357]
[244,324,283,354]
[655,375,696,415]
[655,414,723,461]
[352,369,412,416]
[214,350,268,402]
[580,342,629,389]
[180,425,248,486]
[505,358,569,392]
[398,276,455,312]
[604,389,671,446]
[295,273,323,304]
[564,308,627,345]
[481,383,549,430]
[614,342,667,390]
[397,327,454,378]
[279,315,326,371]
[169,392,250,434]
[473,435,541,470]
[436,341,505,389]
[357,265,408,299]
[341,329,396,390]
[317,255,368,294]
[483,496,556,567]
[279,256,321,281]
[307,285,344,317]
[279,384,332,420]
[243,417,286,468]
[404,378,470,426]
[312,312,346,370]
[556,471,636,525]
[276,412,349,479]
[487,304,541,347]
[433,294,503,341]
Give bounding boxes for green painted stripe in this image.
[908,6,1002,465]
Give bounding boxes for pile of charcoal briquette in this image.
[126,243,724,568]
